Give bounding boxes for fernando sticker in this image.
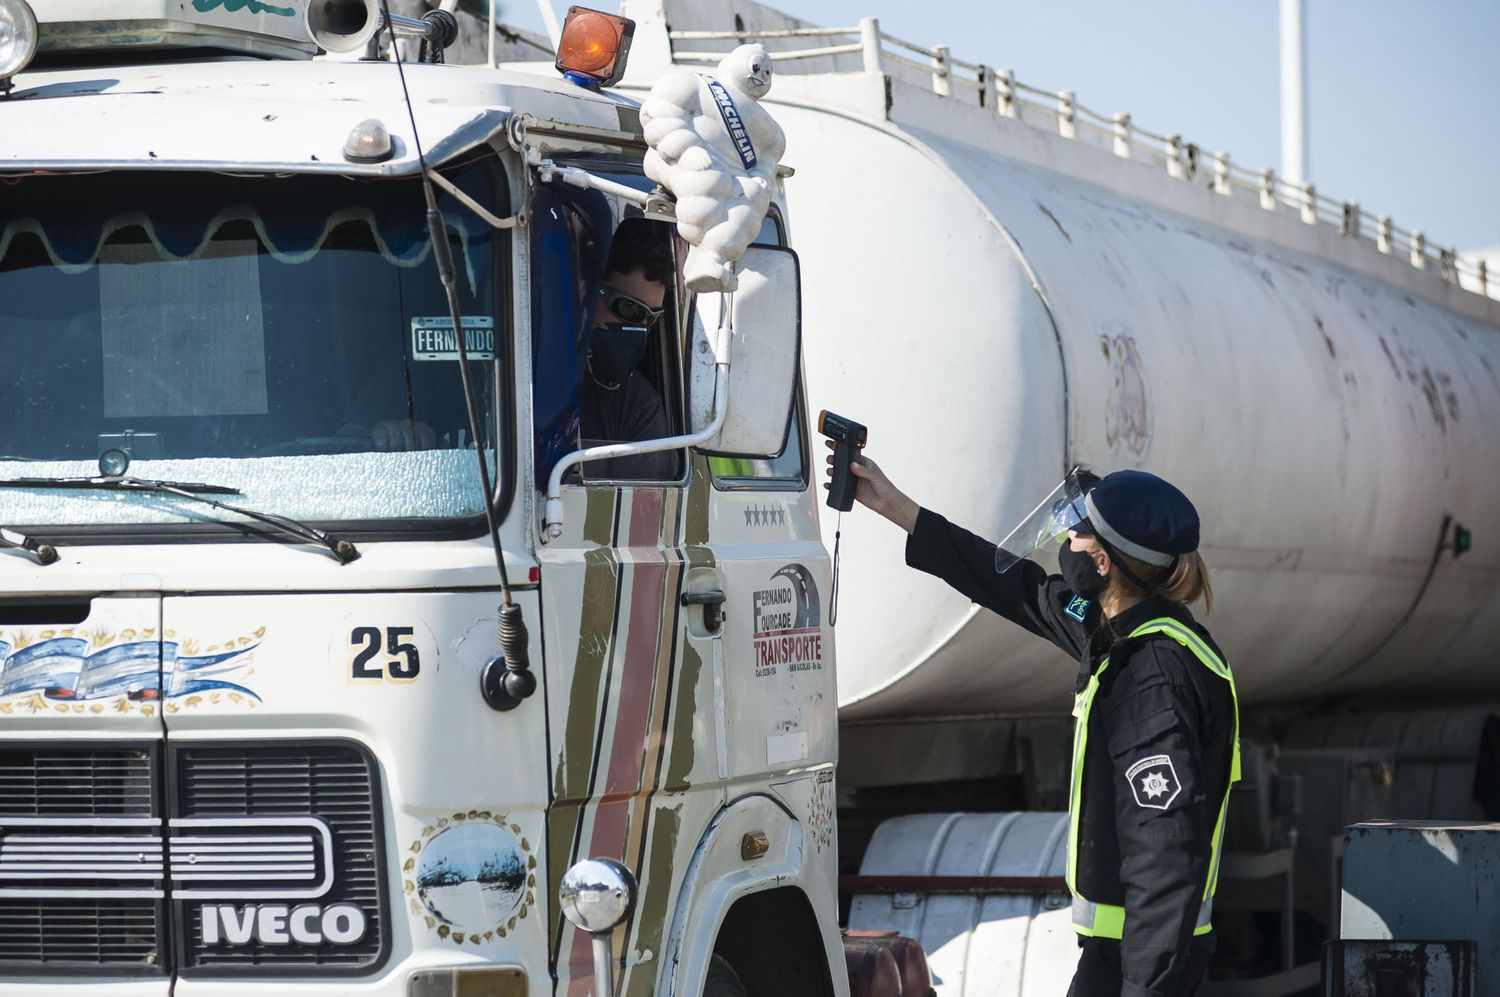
[751,563,823,678]
[411,317,494,361]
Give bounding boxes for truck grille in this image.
[0,741,386,977]
[0,745,165,973]
[173,742,387,975]
[0,899,160,967]
[0,746,154,817]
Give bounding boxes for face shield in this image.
[994,466,1099,574]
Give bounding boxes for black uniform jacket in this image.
[906,508,1235,997]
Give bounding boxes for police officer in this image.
[829,452,1239,997]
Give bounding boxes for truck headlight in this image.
[0,0,37,90]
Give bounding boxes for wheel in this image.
[253,435,374,456]
[704,953,749,997]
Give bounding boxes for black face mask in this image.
[587,323,649,390]
[1059,543,1109,599]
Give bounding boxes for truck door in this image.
[695,220,836,790]
[531,177,699,992]
[0,595,168,991]
[698,400,834,784]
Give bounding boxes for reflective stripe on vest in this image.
[1067,616,1242,939]
[1072,896,1214,939]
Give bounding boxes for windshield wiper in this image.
[0,474,240,494]
[0,476,359,564]
[0,527,59,566]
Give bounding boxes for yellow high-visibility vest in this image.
[1066,616,1242,939]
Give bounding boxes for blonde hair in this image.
[1112,549,1215,616]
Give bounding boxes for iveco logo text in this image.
[200,903,367,946]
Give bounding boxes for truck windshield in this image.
[0,163,503,530]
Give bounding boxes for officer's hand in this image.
[824,441,919,534]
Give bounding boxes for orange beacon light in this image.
[555,7,635,89]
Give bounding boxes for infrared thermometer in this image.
[818,410,867,512]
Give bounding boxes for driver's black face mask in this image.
[587,323,649,390]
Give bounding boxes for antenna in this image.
[379,0,535,708]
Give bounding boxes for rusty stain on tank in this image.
[1101,330,1151,457]
[1034,201,1071,242]
[1411,367,1447,430]
[1378,337,1401,377]
[1436,371,1460,422]
[1315,316,1337,359]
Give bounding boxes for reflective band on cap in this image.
[1083,492,1174,566]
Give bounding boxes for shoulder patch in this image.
[1126,754,1183,810]
[1063,595,1090,623]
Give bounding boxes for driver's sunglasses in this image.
[600,286,664,328]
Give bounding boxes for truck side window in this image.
[576,218,683,482]
[532,185,684,486]
[708,214,808,488]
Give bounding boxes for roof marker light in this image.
[555,6,634,90]
[0,0,38,96]
[343,118,394,164]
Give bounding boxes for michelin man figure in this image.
[640,43,786,293]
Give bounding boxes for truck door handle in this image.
[681,589,726,634]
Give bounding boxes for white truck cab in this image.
[0,3,844,994]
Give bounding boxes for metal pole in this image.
[1283,831,1297,974]
[1279,0,1309,186]
[859,17,883,74]
[590,934,615,997]
[1113,112,1131,159]
[536,0,563,50]
[931,44,951,97]
[1058,90,1075,139]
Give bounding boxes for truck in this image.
[605,1,1500,994]
[0,2,848,995]
[4,0,1498,994]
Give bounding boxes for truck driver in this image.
[576,218,675,481]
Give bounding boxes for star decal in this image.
[1140,771,1171,799]
[742,505,789,527]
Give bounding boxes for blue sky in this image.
[504,1,1499,254]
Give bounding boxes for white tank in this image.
[848,812,1077,996]
[620,1,1500,719]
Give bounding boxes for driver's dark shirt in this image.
[578,372,675,480]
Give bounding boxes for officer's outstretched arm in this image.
[903,508,1087,656]
[1102,672,1214,997]
[825,444,1087,656]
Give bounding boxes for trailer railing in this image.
[668,18,1497,304]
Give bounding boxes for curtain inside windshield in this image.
[0,164,502,526]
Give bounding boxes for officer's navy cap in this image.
[1082,470,1200,566]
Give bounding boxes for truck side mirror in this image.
[686,245,801,457]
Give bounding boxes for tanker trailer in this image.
[614,1,1500,991]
